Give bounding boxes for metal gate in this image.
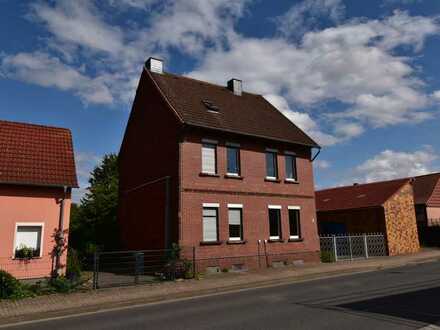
[320,233,386,262]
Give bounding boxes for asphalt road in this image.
[4,261,440,330]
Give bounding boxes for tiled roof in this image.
[0,120,78,188]
[412,173,440,207]
[149,71,319,148]
[316,178,410,212]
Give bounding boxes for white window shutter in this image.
[203,209,218,241]
[228,209,241,226]
[202,144,216,174]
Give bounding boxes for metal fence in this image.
[320,233,387,262]
[92,247,195,289]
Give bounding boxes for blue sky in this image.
[1,0,440,201]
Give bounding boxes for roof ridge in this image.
[157,71,261,97]
[0,119,71,132]
[412,172,440,179]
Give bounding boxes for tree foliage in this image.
[69,153,120,254]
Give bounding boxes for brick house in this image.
[316,179,420,256]
[0,120,78,279]
[412,173,440,245]
[118,58,321,271]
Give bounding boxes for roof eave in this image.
[0,181,79,189]
[184,122,320,149]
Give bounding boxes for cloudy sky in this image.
[1,0,440,201]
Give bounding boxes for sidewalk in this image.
[1,248,440,325]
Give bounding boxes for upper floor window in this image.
[288,207,301,239]
[285,153,297,181]
[265,149,278,179]
[201,140,217,174]
[227,144,240,176]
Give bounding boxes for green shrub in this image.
[66,248,82,281]
[49,276,76,293]
[0,270,34,299]
[320,251,336,263]
[14,246,37,259]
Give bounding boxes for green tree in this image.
[69,154,120,254]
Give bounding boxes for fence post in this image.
[93,251,99,290]
[348,236,353,261]
[333,235,338,262]
[364,234,369,259]
[192,246,196,279]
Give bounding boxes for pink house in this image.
[0,120,78,279]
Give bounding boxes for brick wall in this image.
[118,69,181,250]
[383,182,420,256]
[179,129,320,270]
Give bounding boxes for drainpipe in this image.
[54,186,68,277]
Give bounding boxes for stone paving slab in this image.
[1,249,440,325]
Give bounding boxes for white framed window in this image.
[202,203,219,242]
[268,205,282,240]
[265,149,278,179]
[13,223,44,258]
[285,152,298,181]
[288,206,301,239]
[202,141,217,174]
[228,204,243,241]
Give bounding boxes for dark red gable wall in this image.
[118,69,182,250]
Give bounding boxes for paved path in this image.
[3,260,440,329]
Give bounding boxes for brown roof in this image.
[316,178,410,212]
[0,120,78,188]
[149,71,319,148]
[412,173,440,207]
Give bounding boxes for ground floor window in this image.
[268,206,282,240]
[14,224,43,258]
[228,204,243,241]
[288,207,301,239]
[202,204,219,242]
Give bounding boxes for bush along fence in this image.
[319,233,387,262]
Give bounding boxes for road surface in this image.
[4,261,440,329]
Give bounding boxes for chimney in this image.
[227,78,242,96]
[353,183,359,186]
[145,57,163,74]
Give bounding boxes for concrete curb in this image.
[1,254,439,326]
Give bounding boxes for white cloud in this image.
[277,0,345,39]
[30,0,125,55]
[0,52,113,105]
[73,151,101,203]
[432,90,440,102]
[147,0,250,54]
[314,159,331,169]
[190,10,439,142]
[352,146,438,183]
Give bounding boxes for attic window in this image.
[323,198,331,202]
[357,194,367,198]
[202,100,220,112]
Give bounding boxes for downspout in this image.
[54,186,68,277]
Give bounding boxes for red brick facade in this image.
[119,67,321,271]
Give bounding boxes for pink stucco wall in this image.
[0,185,71,279]
[427,207,440,220]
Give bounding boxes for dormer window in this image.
[202,100,220,113]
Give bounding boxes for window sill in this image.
[284,179,299,184]
[288,238,303,242]
[265,177,281,183]
[200,241,223,246]
[227,240,247,244]
[199,172,220,178]
[224,174,243,180]
[267,239,284,243]
[12,257,42,260]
